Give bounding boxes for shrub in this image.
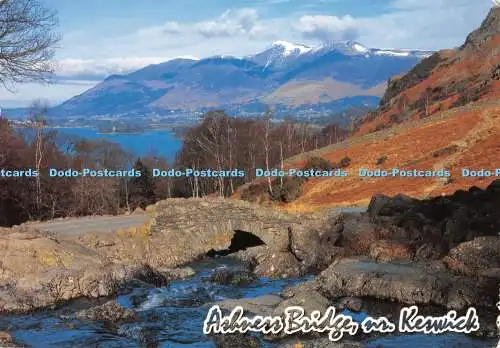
[376,155,388,165]
[339,156,352,168]
[303,156,335,171]
[240,182,268,202]
[432,145,459,158]
[375,123,389,131]
[271,177,306,203]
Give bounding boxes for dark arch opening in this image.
[206,229,265,257]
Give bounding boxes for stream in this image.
[0,258,496,347]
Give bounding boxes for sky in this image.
[0,0,494,107]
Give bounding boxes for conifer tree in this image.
[129,158,156,209]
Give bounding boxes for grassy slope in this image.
[283,98,500,212]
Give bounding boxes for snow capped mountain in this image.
[249,40,434,70]
[352,42,370,53]
[311,41,371,56]
[247,40,313,70]
[54,39,432,117]
[372,49,433,58]
[310,41,433,58]
[271,40,312,56]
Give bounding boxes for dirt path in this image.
[27,214,152,237]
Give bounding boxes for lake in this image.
[53,128,183,162]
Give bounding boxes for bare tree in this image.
[0,0,60,90]
[263,108,273,196]
[424,87,432,117]
[28,99,48,214]
[226,117,235,195]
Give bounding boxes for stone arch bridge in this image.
[145,198,342,269]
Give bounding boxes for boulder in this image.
[317,258,498,309]
[0,227,172,313]
[336,213,379,256]
[0,331,12,343]
[216,295,283,317]
[277,338,364,348]
[214,334,260,348]
[369,240,412,262]
[0,331,21,348]
[367,194,416,219]
[414,243,442,262]
[209,267,256,286]
[157,266,196,280]
[443,236,500,276]
[117,324,153,344]
[75,301,136,323]
[335,297,363,313]
[486,179,500,193]
[273,285,331,317]
[281,280,321,299]
[254,249,302,279]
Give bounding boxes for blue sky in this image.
[0,0,493,107]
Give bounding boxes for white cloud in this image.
[296,15,360,42]
[0,80,99,107]
[391,0,474,10]
[56,56,199,79]
[194,9,259,37]
[354,1,491,49]
[136,21,182,37]
[295,0,491,49]
[134,9,263,39]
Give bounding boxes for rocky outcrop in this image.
[365,180,500,260]
[443,236,500,277]
[0,226,174,313]
[335,213,378,256]
[463,7,500,50]
[317,258,498,310]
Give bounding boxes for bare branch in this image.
[0,0,60,90]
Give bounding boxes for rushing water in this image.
[0,259,496,347]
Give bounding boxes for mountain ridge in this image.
[51,40,433,118]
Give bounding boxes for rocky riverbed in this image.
[0,259,497,347]
[0,181,499,346]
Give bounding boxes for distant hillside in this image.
[357,7,500,134]
[51,41,429,118]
